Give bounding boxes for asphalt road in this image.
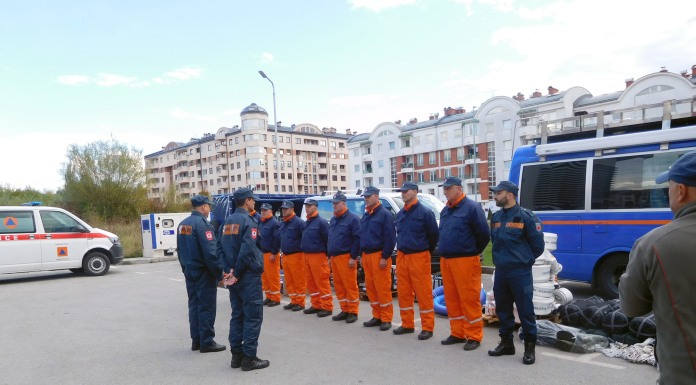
[0,262,658,385]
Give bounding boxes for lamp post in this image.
[471,106,478,204]
[259,70,280,194]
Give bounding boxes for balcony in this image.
[401,162,414,173]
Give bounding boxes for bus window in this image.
[519,160,587,211]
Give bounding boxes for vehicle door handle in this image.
[45,234,52,239]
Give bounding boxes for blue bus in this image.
[508,125,696,298]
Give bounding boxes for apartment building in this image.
[348,65,696,204]
[145,103,352,200]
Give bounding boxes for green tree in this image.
[62,139,148,220]
[0,184,62,206]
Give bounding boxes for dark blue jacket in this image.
[491,204,545,272]
[301,214,329,253]
[396,200,439,254]
[259,216,281,254]
[219,207,264,280]
[280,214,305,255]
[328,210,361,260]
[360,203,396,260]
[177,211,223,278]
[438,195,490,258]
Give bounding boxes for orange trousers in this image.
[362,251,393,322]
[331,254,359,314]
[283,252,306,306]
[396,250,434,331]
[304,252,333,311]
[261,252,281,302]
[440,256,483,342]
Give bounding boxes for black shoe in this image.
[418,331,433,340]
[200,341,226,353]
[392,326,415,335]
[263,298,270,306]
[332,311,348,321]
[463,340,481,351]
[283,303,294,310]
[363,318,381,327]
[317,309,332,318]
[191,341,200,351]
[523,340,536,365]
[488,338,515,356]
[267,300,280,307]
[241,356,270,371]
[291,304,304,312]
[345,313,358,323]
[379,322,392,331]
[303,307,320,314]
[441,335,466,345]
[230,352,243,368]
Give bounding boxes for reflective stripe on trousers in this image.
[283,252,306,305]
[304,252,333,311]
[331,254,359,314]
[396,250,434,331]
[362,251,393,322]
[440,256,483,342]
[261,252,281,302]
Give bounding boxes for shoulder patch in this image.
[251,228,258,239]
[205,231,213,241]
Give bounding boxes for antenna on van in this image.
[356,189,363,195]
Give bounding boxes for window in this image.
[457,148,464,161]
[389,141,395,150]
[426,134,433,144]
[417,154,423,166]
[39,211,82,233]
[414,136,420,146]
[441,132,448,142]
[353,149,359,157]
[418,172,424,183]
[355,180,360,187]
[377,144,382,152]
[0,211,35,234]
[444,151,451,163]
[379,177,384,184]
[296,138,301,144]
[444,168,451,178]
[354,165,360,172]
[430,171,437,182]
[591,152,683,209]
[320,140,326,146]
[429,152,436,165]
[455,129,463,140]
[519,161,587,211]
[378,160,384,169]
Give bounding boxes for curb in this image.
[482,266,495,275]
[120,256,178,265]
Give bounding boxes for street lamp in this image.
[259,70,280,194]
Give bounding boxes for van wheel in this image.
[596,253,628,299]
[83,252,111,276]
[69,268,83,274]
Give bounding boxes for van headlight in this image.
[109,237,121,245]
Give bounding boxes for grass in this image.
[482,243,493,267]
[86,216,143,258]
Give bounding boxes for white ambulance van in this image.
[0,206,123,276]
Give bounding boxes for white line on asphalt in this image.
[541,352,625,370]
[169,278,183,282]
[135,272,146,275]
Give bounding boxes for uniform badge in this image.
[251,228,257,240]
[535,222,542,232]
[205,231,213,240]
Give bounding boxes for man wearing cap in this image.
[620,150,696,385]
[219,188,269,371]
[487,181,545,365]
[360,186,397,331]
[259,203,281,307]
[279,199,307,311]
[393,182,439,340]
[437,176,490,351]
[301,198,333,318]
[177,195,226,353]
[327,191,361,324]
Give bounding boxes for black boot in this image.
[523,338,536,365]
[241,356,270,371]
[230,353,243,369]
[488,337,515,356]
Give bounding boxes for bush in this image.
[84,215,143,258]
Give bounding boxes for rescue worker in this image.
[259,203,281,307]
[359,186,397,331]
[437,176,490,351]
[176,194,226,353]
[279,199,306,311]
[327,191,361,324]
[300,198,333,318]
[620,150,696,385]
[219,188,270,371]
[393,182,439,340]
[487,181,545,365]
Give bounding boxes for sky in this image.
[1,0,695,191]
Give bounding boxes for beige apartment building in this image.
[145,103,352,200]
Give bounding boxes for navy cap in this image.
[233,188,259,201]
[191,195,214,207]
[280,200,294,209]
[655,150,696,186]
[395,181,419,192]
[332,192,347,203]
[304,198,318,206]
[260,203,273,211]
[438,176,462,187]
[361,186,380,196]
[490,181,519,196]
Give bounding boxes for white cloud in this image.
[95,73,137,87]
[348,0,416,12]
[260,52,274,64]
[165,67,202,80]
[329,94,389,108]
[169,108,219,124]
[57,75,90,85]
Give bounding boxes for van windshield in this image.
[391,194,444,220]
[317,198,394,221]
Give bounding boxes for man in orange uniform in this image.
[437,177,490,351]
[279,200,306,311]
[393,182,439,340]
[360,186,397,331]
[259,203,281,307]
[301,198,333,318]
[327,191,361,324]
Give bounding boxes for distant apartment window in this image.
[354,165,360,172]
[378,160,384,169]
[235,137,239,144]
[430,171,437,182]
[426,134,433,144]
[417,154,424,166]
[353,149,359,157]
[355,180,360,187]
[389,141,395,150]
[429,152,436,165]
[320,140,326,146]
[296,138,301,144]
[414,136,421,146]
[455,129,463,139]
[444,151,451,162]
[377,144,382,152]
[208,144,211,151]
[457,148,464,161]
[379,177,384,184]
[441,132,448,142]
[444,169,451,178]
